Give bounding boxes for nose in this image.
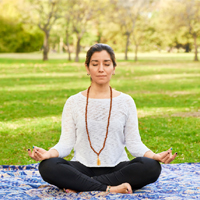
[98,63,104,72]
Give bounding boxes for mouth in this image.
[97,75,106,77]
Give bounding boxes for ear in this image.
[85,64,90,75]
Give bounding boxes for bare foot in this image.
[63,188,77,193]
[108,183,132,194]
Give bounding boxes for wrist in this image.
[152,153,157,160]
[48,149,59,158]
[47,151,51,159]
[144,150,156,159]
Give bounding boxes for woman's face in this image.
[86,50,115,85]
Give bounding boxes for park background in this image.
[0,0,199,165]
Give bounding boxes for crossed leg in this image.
[39,157,161,193]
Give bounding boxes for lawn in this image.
[0,52,200,165]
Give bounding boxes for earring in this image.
[87,74,90,76]
[113,73,115,75]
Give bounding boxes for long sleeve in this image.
[124,96,150,157]
[50,97,76,158]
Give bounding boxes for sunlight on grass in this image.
[137,107,190,118]
[0,115,61,134]
[134,73,200,80]
[0,80,89,91]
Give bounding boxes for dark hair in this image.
[85,43,117,67]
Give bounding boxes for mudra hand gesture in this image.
[153,148,177,164]
[28,146,50,161]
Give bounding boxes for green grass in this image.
[0,52,200,165]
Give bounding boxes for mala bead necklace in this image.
[85,86,112,166]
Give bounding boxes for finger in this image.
[162,148,172,156]
[35,150,42,159]
[173,152,178,159]
[160,151,169,161]
[166,152,178,164]
[164,148,172,156]
[164,154,173,164]
[33,146,37,152]
[168,147,173,155]
[28,149,37,159]
[33,146,40,156]
[28,149,38,161]
[32,147,40,159]
[33,146,40,151]
[34,149,40,158]
[28,149,33,158]
[161,149,174,163]
[33,146,44,155]
[28,149,35,160]
[164,152,177,164]
[162,152,171,163]
[34,149,45,161]
[160,151,168,158]
[33,152,39,161]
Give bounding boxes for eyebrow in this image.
[91,59,111,62]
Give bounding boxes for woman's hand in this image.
[153,148,177,164]
[28,146,50,161]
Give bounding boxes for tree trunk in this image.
[125,33,130,60]
[193,35,199,61]
[67,44,71,61]
[43,31,49,61]
[75,36,81,62]
[134,44,138,61]
[59,37,63,53]
[66,31,71,61]
[185,42,190,53]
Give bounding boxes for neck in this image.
[89,83,111,99]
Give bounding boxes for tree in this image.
[110,0,155,60]
[141,12,168,53]
[65,0,104,62]
[19,0,63,60]
[131,16,151,61]
[165,0,200,61]
[64,14,72,61]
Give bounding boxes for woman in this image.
[28,43,177,194]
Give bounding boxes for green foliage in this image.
[0,53,199,165]
[15,28,44,52]
[1,0,200,61]
[0,17,43,53]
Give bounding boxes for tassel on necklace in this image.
[97,155,101,166]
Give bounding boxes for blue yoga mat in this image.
[0,163,200,199]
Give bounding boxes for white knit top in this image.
[51,92,150,167]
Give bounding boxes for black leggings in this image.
[39,157,161,192]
